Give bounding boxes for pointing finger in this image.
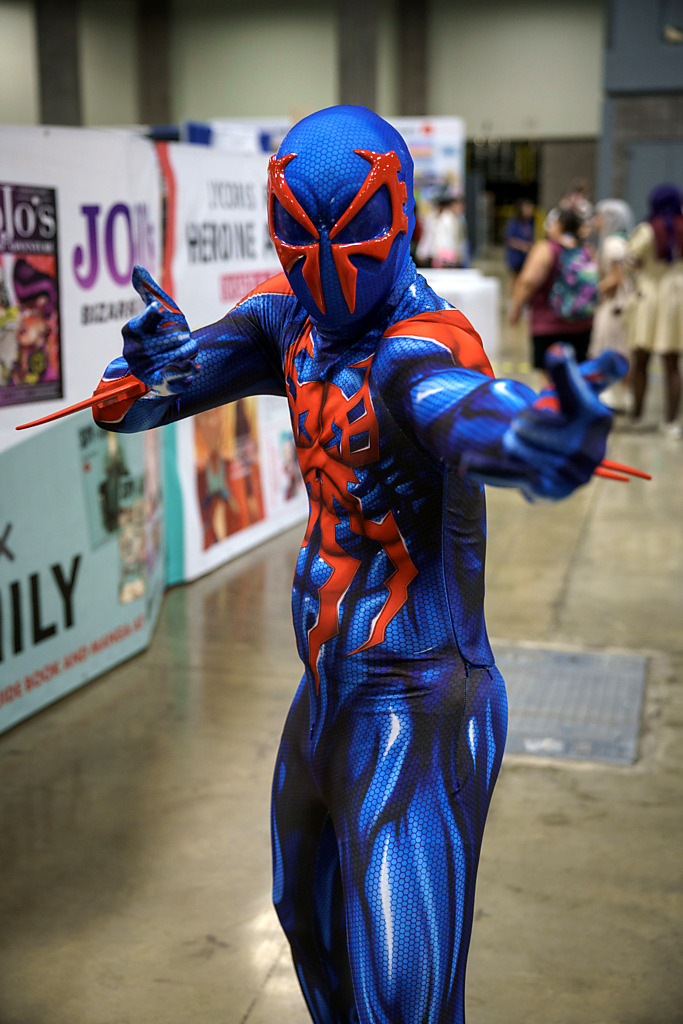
[544,343,599,419]
[131,265,182,315]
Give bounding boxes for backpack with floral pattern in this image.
[549,244,599,320]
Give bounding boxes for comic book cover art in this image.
[280,433,303,502]
[79,423,147,605]
[194,397,265,550]
[143,430,163,578]
[0,184,63,407]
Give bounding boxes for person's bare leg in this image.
[662,352,681,424]
[631,348,650,421]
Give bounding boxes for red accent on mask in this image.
[329,150,409,314]
[268,153,326,313]
[284,330,417,692]
[268,149,409,316]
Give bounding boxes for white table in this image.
[420,268,500,360]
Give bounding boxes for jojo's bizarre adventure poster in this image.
[0,183,63,407]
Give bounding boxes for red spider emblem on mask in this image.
[285,328,417,692]
[268,150,409,315]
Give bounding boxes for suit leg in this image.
[272,678,358,1024]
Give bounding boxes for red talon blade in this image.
[594,466,631,482]
[600,458,651,481]
[593,458,652,483]
[15,376,149,430]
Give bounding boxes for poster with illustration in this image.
[391,117,466,203]
[0,409,165,735]
[280,432,303,503]
[79,421,161,604]
[0,126,161,455]
[144,431,163,579]
[194,397,265,550]
[157,142,306,585]
[257,394,305,511]
[0,183,63,407]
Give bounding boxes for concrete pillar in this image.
[136,0,172,126]
[338,0,378,109]
[396,0,428,116]
[35,0,82,125]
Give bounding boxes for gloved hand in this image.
[461,344,628,501]
[121,266,197,396]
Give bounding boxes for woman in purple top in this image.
[509,208,595,371]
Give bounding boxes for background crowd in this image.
[501,181,683,439]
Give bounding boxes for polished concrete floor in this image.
[1,271,682,1024]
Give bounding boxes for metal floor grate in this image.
[492,645,648,765]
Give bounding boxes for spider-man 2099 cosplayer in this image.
[25,105,644,1024]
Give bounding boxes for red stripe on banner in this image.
[234,271,293,307]
[156,141,176,298]
[222,270,290,306]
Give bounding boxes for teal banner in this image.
[0,410,165,734]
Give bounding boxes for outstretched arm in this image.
[376,318,627,502]
[93,266,286,432]
[509,239,554,324]
[456,345,625,500]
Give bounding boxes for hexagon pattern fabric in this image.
[97,107,608,1024]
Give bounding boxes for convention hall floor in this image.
[2,265,682,1024]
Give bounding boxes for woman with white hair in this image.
[589,198,635,412]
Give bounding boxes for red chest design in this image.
[285,327,417,691]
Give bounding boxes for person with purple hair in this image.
[627,183,683,437]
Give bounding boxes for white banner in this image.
[157,140,279,325]
[0,126,161,453]
[206,117,290,156]
[157,141,306,584]
[0,406,166,735]
[391,116,467,201]
[0,127,163,731]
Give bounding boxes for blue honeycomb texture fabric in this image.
[270,104,415,339]
[107,263,511,1024]
[95,106,618,1024]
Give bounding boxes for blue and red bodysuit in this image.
[93,106,623,1024]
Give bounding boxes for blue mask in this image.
[268,105,415,335]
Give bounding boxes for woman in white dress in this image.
[627,184,683,437]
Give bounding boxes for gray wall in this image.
[598,0,683,210]
[2,0,680,218]
[604,0,683,92]
[539,140,598,211]
[0,0,606,137]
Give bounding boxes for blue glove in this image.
[461,345,627,501]
[121,266,197,396]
